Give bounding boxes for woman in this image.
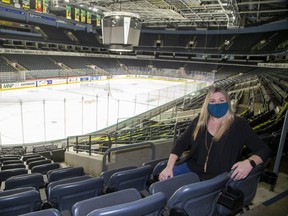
[159,86,271,181]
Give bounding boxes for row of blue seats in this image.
[0,158,265,216]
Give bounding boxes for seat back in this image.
[26,157,46,164]
[31,162,60,174]
[0,168,28,184]
[22,154,41,161]
[100,166,137,186]
[149,172,200,200]
[28,159,52,170]
[142,157,168,169]
[167,172,229,216]
[106,165,153,192]
[48,177,104,212]
[47,175,92,199]
[217,165,265,215]
[47,167,85,183]
[87,192,167,216]
[17,208,61,216]
[1,163,26,170]
[5,173,44,191]
[2,160,24,165]
[0,187,41,216]
[0,156,20,163]
[72,188,142,216]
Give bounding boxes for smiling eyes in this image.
[209,98,226,104]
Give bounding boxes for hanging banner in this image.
[81,9,86,23]
[22,0,30,10]
[42,0,49,13]
[35,0,42,12]
[96,15,101,26]
[12,0,21,8]
[1,0,10,4]
[66,5,71,19]
[87,11,91,24]
[74,7,80,21]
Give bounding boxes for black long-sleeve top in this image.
[171,116,271,180]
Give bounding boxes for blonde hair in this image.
[193,86,234,141]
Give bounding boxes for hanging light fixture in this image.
[101,11,141,52]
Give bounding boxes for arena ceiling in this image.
[53,0,288,29]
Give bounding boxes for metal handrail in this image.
[101,141,155,172]
[273,109,288,174]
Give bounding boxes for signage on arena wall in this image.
[1,81,36,90]
[258,62,288,68]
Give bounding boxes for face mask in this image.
[208,102,228,118]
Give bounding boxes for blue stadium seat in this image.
[149,172,200,200]
[0,156,21,163]
[0,187,42,216]
[5,173,45,191]
[31,162,60,175]
[47,177,104,213]
[26,157,46,165]
[46,175,92,197]
[100,165,137,187]
[28,159,52,170]
[104,165,153,194]
[47,166,85,183]
[86,192,167,216]
[0,168,28,184]
[72,188,142,216]
[1,163,26,170]
[2,159,24,165]
[166,172,229,216]
[18,208,61,216]
[22,154,41,161]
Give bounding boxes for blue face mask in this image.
[208,102,228,118]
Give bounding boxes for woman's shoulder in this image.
[233,115,250,127]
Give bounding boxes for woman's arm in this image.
[231,155,263,180]
[159,153,178,181]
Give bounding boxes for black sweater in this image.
[171,116,271,180]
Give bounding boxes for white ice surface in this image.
[0,78,199,145]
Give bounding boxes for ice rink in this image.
[0,78,201,145]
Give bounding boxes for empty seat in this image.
[18,208,61,216]
[28,159,52,170]
[47,166,85,183]
[86,192,167,216]
[26,157,46,165]
[149,172,200,200]
[100,166,137,186]
[22,154,41,161]
[217,165,265,215]
[0,156,20,163]
[2,160,24,165]
[46,175,92,199]
[105,165,153,193]
[5,173,45,191]
[1,163,26,170]
[31,162,60,175]
[0,187,42,216]
[142,157,168,169]
[0,168,28,184]
[47,177,104,213]
[165,172,229,216]
[72,188,142,216]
